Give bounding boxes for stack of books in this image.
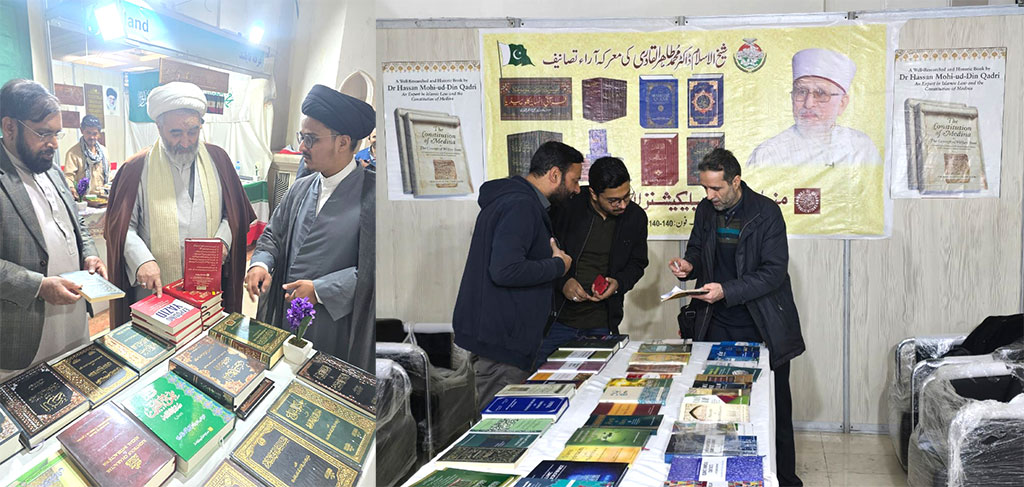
[162,278,224,329]
[56,404,176,487]
[129,293,203,348]
[207,312,290,368]
[122,372,235,476]
[663,341,766,485]
[169,336,267,410]
[0,363,89,448]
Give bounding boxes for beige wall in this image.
[50,62,127,169]
[378,10,1023,429]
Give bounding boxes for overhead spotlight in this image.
[95,3,125,41]
[248,22,264,45]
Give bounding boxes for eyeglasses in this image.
[18,120,64,142]
[790,87,844,103]
[601,188,634,206]
[296,131,340,148]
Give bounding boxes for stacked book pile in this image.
[162,278,224,329]
[666,341,765,486]
[129,293,203,348]
[525,335,629,388]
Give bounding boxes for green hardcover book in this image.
[96,324,173,374]
[51,344,138,407]
[584,414,663,429]
[470,417,554,434]
[10,448,91,486]
[410,468,520,487]
[122,372,235,476]
[565,427,652,448]
[232,415,360,487]
[208,312,289,368]
[267,381,375,468]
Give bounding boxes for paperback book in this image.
[599,385,670,405]
[496,383,576,399]
[584,414,663,430]
[556,446,641,464]
[471,417,555,435]
[702,365,762,381]
[666,455,763,483]
[525,460,629,486]
[482,396,569,420]
[58,270,124,302]
[665,433,758,460]
[436,433,539,469]
[547,349,613,362]
[590,403,661,416]
[566,427,651,448]
[680,403,750,423]
[410,468,521,487]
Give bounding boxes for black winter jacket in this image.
[678,181,805,369]
[550,187,648,333]
[453,177,566,370]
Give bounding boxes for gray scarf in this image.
[80,137,109,184]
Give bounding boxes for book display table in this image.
[0,327,376,487]
[402,340,776,486]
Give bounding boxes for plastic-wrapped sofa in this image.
[375,323,477,462]
[907,352,1024,487]
[888,334,967,469]
[375,358,417,487]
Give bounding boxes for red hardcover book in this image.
[129,293,200,334]
[163,278,223,328]
[640,133,679,186]
[57,404,175,487]
[184,238,222,292]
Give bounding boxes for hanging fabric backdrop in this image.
[481,23,894,239]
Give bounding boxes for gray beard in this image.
[163,144,198,168]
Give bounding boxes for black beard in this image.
[16,128,54,174]
[549,180,573,204]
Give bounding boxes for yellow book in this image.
[556,445,641,464]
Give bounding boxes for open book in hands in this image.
[660,285,709,302]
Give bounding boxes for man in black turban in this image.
[245,84,376,372]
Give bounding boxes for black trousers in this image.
[706,325,802,487]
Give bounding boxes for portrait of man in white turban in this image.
[747,48,880,168]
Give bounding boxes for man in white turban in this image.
[747,48,880,167]
[105,82,255,327]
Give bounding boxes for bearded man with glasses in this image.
[105,82,255,328]
[747,48,880,168]
[537,156,649,364]
[0,79,108,379]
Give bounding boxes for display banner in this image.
[481,24,893,239]
[890,47,1005,198]
[382,61,484,200]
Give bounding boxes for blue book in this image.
[708,344,761,362]
[515,478,611,487]
[687,73,724,128]
[482,396,569,419]
[526,460,629,485]
[667,455,764,482]
[638,75,678,128]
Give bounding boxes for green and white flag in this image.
[498,42,533,66]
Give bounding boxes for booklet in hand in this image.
[660,285,709,302]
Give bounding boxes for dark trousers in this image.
[534,321,612,369]
[706,325,802,487]
[470,353,532,413]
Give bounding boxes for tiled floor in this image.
[796,432,908,487]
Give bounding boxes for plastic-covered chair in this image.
[887,334,967,469]
[375,323,477,462]
[907,352,1024,487]
[374,358,417,487]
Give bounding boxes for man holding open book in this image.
[0,79,107,379]
[669,148,805,486]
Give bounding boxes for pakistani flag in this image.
[498,42,533,66]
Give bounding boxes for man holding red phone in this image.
[539,157,649,364]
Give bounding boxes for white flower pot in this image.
[283,336,313,364]
[75,201,88,213]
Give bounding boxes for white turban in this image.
[792,48,857,93]
[147,81,207,121]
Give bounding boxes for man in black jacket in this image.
[453,141,581,409]
[538,157,648,363]
[670,148,805,487]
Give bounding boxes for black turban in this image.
[301,84,375,140]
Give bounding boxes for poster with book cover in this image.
[890,47,1005,198]
[382,61,484,200]
[481,25,895,239]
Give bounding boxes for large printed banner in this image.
[890,47,1005,198]
[481,24,891,239]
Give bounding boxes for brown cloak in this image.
[104,143,256,327]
